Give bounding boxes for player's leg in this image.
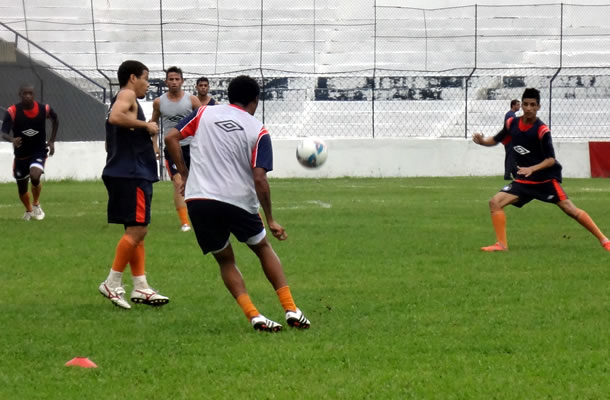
[481,191,520,251]
[557,199,610,250]
[29,161,45,220]
[14,158,33,219]
[171,173,190,232]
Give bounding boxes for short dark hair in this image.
[510,99,520,107]
[522,88,540,105]
[117,60,149,88]
[228,75,260,106]
[19,83,34,94]
[196,77,209,85]
[166,66,183,79]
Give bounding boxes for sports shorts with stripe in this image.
[13,150,48,180]
[187,199,266,254]
[501,179,568,208]
[103,177,153,226]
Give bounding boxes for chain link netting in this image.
[2,1,610,140]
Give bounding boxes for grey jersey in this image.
[160,92,194,145]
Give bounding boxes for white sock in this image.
[106,269,123,288]
[132,275,149,290]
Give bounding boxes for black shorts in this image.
[187,199,266,254]
[13,151,47,180]
[501,179,569,208]
[164,145,190,179]
[103,176,153,226]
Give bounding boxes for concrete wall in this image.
[0,138,591,183]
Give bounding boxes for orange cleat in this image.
[480,242,508,252]
[602,240,610,251]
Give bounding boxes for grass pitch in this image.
[0,177,608,399]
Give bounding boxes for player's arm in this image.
[191,95,202,110]
[1,112,16,144]
[253,167,286,241]
[472,132,499,147]
[165,128,188,178]
[46,106,59,156]
[149,98,161,157]
[109,90,158,135]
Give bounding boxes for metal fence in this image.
[2,1,610,139]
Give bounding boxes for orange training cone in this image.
[65,357,97,368]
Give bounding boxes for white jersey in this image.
[175,104,273,214]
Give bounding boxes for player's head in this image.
[165,66,184,92]
[18,84,35,107]
[521,88,541,119]
[228,75,260,114]
[117,60,150,98]
[510,99,521,111]
[196,77,209,97]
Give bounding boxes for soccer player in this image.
[502,99,521,180]
[165,75,310,332]
[473,88,610,252]
[98,60,169,309]
[150,66,201,232]
[195,77,216,106]
[1,84,59,221]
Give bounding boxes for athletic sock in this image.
[111,234,138,273]
[106,269,123,288]
[177,206,189,226]
[575,210,607,242]
[132,275,149,290]
[236,293,259,320]
[19,192,32,212]
[276,286,297,312]
[491,210,508,248]
[129,241,146,277]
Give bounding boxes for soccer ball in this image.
[296,138,328,168]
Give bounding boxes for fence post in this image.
[549,3,564,130]
[160,0,165,72]
[260,0,265,124]
[372,0,377,139]
[90,0,111,102]
[464,4,477,139]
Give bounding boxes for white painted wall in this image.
[0,138,591,182]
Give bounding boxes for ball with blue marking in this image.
[296,137,328,168]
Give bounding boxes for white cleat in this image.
[32,205,45,220]
[22,211,33,221]
[130,288,169,306]
[285,308,310,329]
[98,281,131,309]
[181,224,191,232]
[251,314,283,332]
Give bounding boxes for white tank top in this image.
[160,92,193,146]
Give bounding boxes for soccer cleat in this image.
[181,224,191,232]
[98,281,131,309]
[130,288,169,306]
[602,240,610,251]
[480,242,508,252]
[285,308,310,329]
[32,205,45,220]
[22,211,33,221]
[251,315,283,332]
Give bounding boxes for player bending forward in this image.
[165,75,310,332]
[473,87,610,252]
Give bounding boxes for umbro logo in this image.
[214,120,244,132]
[513,145,530,155]
[168,115,185,122]
[22,129,39,137]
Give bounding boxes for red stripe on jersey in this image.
[23,102,40,119]
[179,106,207,138]
[251,127,269,168]
[514,178,553,185]
[538,124,550,140]
[505,117,514,130]
[135,187,146,223]
[45,104,50,118]
[552,180,568,201]
[7,105,16,121]
[518,119,534,132]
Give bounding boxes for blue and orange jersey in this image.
[1,101,56,158]
[494,116,562,183]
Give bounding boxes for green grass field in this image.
[0,177,608,399]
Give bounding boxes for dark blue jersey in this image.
[1,102,56,158]
[494,117,562,183]
[504,110,516,121]
[102,96,158,182]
